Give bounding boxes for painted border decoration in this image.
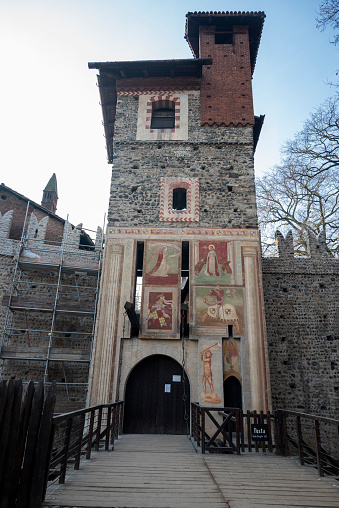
[160,177,199,222]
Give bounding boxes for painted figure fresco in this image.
[144,241,181,286]
[194,241,233,284]
[145,291,174,331]
[223,339,241,383]
[195,287,244,333]
[201,342,222,404]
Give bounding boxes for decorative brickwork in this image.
[136,93,188,141]
[159,177,199,222]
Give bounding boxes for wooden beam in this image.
[124,302,140,332]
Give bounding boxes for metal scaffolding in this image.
[0,203,104,413]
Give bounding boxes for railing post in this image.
[74,413,85,470]
[119,402,124,435]
[283,412,289,456]
[314,419,324,477]
[59,417,73,484]
[260,411,266,453]
[86,410,95,459]
[190,404,194,440]
[253,410,259,452]
[197,407,201,448]
[296,415,304,466]
[105,406,112,451]
[240,410,245,452]
[277,410,285,456]
[111,405,116,449]
[267,410,273,453]
[201,409,205,454]
[235,409,241,455]
[247,410,252,452]
[95,407,103,451]
[274,411,280,454]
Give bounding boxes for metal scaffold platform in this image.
[0,203,104,413]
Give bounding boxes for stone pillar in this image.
[242,245,268,411]
[87,240,124,406]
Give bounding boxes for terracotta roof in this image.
[185,11,266,75]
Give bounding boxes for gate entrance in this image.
[224,376,242,409]
[123,354,190,434]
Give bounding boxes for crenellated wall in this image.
[262,231,339,419]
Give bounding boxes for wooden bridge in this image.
[44,434,339,508]
[1,381,338,508]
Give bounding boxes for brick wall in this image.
[199,25,254,126]
[0,186,64,243]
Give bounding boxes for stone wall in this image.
[262,232,339,419]
[109,92,257,229]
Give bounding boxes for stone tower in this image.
[88,11,270,433]
[41,173,58,214]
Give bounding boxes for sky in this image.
[0,0,338,239]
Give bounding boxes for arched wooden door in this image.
[223,376,242,409]
[123,355,190,434]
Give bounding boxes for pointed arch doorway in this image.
[123,354,190,434]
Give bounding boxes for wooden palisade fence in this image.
[0,380,56,508]
[0,380,124,508]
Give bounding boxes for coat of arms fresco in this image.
[141,287,179,336]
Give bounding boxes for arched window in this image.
[173,188,187,210]
[151,101,175,129]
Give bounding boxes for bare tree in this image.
[317,0,339,45]
[317,0,339,85]
[256,96,339,257]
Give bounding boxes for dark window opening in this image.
[132,241,144,337]
[173,188,187,211]
[215,32,233,45]
[151,102,175,129]
[181,241,189,337]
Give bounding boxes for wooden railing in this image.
[191,403,277,454]
[191,403,241,454]
[276,409,339,479]
[49,400,124,485]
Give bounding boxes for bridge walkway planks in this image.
[44,434,339,508]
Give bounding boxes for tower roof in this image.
[44,173,58,197]
[185,11,266,75]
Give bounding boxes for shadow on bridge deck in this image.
[44,434,339,508]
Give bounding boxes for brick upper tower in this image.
[185,12,263,126]
[88,11,270,428]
